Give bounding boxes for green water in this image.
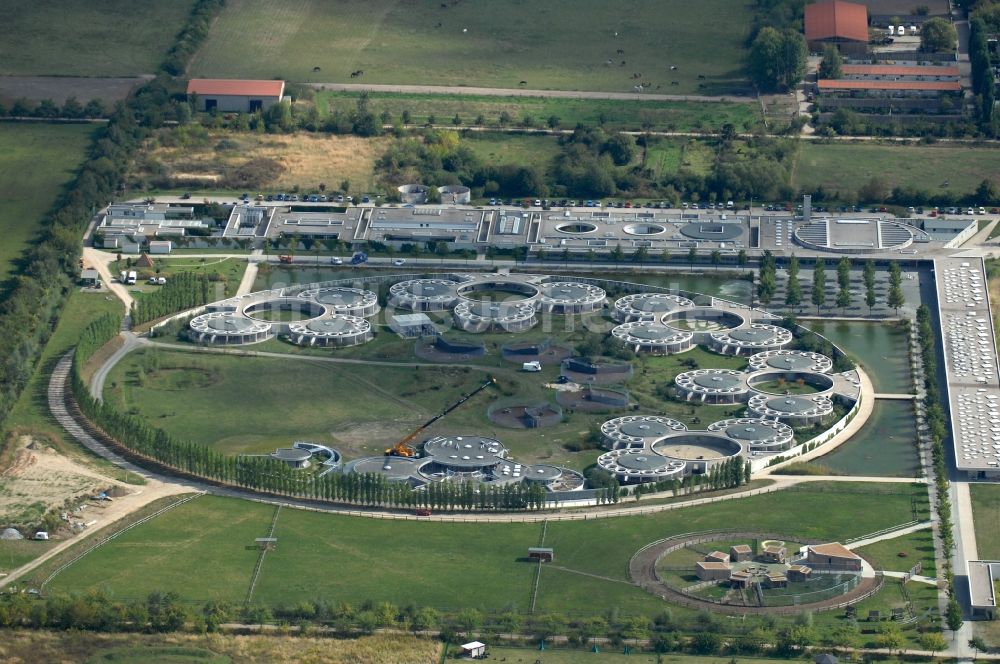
[817,401,921,477]
[805,320,912,394]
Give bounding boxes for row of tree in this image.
[969,18,996,128]
[130,272,214,326]
[759,255,905,315]
[0,97,106,119]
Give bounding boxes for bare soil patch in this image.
[0,75,145,104]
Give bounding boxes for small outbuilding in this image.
[766,572,788,588]
[807,542,862,571]
[729,570,752,588]
[788,564,813,582]
[696,561,731,581]
[460,641,486,658]
[815,653,839,664]
[149,240,173,255]
[730,544,753,562]
[187,79,286,113]
[80,268,100,286]
[528,547,554,563]
[761,545,787,564]
[390,313,436,338]
[705,551,731,564]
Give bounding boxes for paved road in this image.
[311,81,754,103]
[89,332,140,401]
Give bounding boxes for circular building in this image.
[438,185,471,204]
[612,321,694,355]
[661,307,745,345]
[597,449,686,485]
[675,369,750,404]
[708,323,792,356]
[453,300,537,333]
[519,464,563,485]
[538,282,606,314]
[747,370,836,397]
[794,218,914,254]
[613,292,694,323]
[397,184,429,204]
[600,415,687,450]
[652,432,744,474]
[342,456,427,485]
[707,418,795,452]
[270,447,312,468]
[189,312,273,345]
[297,286,380,318]
[421,435,507,477]
[748,350,834,374]
[389,279,460,311]
[679,221,744,242]
[748,393,834,426]
[287,315,372,347]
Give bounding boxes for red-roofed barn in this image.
[186,79,286,113]
[805,0,870,56]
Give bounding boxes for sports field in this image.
[189,0,755,94]
[0,0,196,76]
[43,483,928,615]
[794,142,1000,200]
[0,123,95,288]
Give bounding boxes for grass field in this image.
[971,484,1000,560]
[317,91,764,133]
[190,0,755,94]
[44,483,928,617]
[0,123,95,287]
[854,527,935,576]
[0,1,195,76]
[794,142,1000,199]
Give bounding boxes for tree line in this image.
[130,272,213,326]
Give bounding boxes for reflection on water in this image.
[806,320,912,394]
[817,401,920,477]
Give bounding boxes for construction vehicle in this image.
[278,255,293,264]
[385,375,497,457]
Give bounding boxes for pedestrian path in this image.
[844,521,933,549]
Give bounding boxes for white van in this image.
[522,361,542,372]
[126,271,137,285]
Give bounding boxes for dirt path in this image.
[82,247,133,312]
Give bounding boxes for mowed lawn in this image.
[190,0,754,94]
[795,142,1000,199]
[0,0,196,76]
[46,483,927,613]
[0,123,95,287]
[971,483,1000,559]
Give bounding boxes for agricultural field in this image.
[794,142,1000,200]
[0,123,95,288]
[0,0,196,76]
[317,91,765,133]
[43,484,929,618]
[971,483,1000,560]
[189,0,755,94]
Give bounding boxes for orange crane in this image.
[385,375,497,457]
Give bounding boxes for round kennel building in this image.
[297,286,380,318]
[517,464,564,485]
[438,185,471,204]
[651,432,745,474]
[388,279,460,311]
[708,324,792,356]
[613,292,694,322]
[748,350,834,374]
[421,435,508,475]
[189,312,273,345]
[707,418,795,451]
[453,300,537,333]
[748,393,834,426]
[597,449,687,484]
[342,456,428,484]
[679,221,744,242]
[397,184,429,204]
[537,282,606,314]
[611,321,694,354]
[600,415,687,450]
[286,315,373,347]
[747,370,836,397]
[675,369,750,404]
[661,307,745,345]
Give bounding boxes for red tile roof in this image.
[805,0,870,43]
[186,79,285,97]
[818,79,961,91]
[840,64,960,77]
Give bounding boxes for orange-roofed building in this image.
[186,79,286,113]
[805,0,870,56]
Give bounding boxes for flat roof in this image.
[840,64,960,77]
[818,79,961,91]
[187,79,285,97]
[969,561,997,608]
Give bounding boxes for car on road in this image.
[393,259,406,266]
[330,257,343,265]
[180,192,191,200]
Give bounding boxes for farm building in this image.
[696,561,731,581]
[705,551,731,564]
[461,642,486,658]
[186,79,286,113]
[149,240,173,255]
[730,544,753,562]
[788,564,813,581]
[80,268,99,286]
[528,547,554,562]
[807,542,863,571]
[761,545,787,564]
[729,570,752,588]
[390,313,437,338]
[805,0,870,56]
[766,572,788,588]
